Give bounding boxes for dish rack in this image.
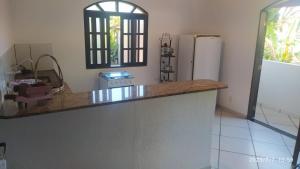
[15,54,64,107]
[34,54,64,93]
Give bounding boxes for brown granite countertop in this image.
[0,80,227,119]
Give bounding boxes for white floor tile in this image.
[264,111,289,118]
[282,135,296,155]
[270,123,298,136]
[291,118,299,128]
[254,141,291,158]
[282,135,296,147]
[257,157,293,169]
[212,135,220,149]
[210,149,219,169]
[221,117,249,128]
[255,114,268,123]
[262,107,280,115]
[212,108,298,169]
[266,116,294,126]
[251,129,285,145]
[287,146,295,156]
[248,122,275,133]
[221,125,252,140]
[219,151,258,169]
[289,113,300,118]
[262,107,298,129]
[220,136,255,155]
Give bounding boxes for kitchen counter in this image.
[0,79,227,169]
[0,80,226,119]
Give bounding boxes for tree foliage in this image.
[264,7,300,64]
[110,16,121,66]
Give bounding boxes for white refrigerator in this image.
[177,35,222,81]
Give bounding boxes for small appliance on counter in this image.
[99,71,134,89]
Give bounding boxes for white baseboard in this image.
[217,104,247,117]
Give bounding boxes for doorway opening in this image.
[251,3,300,135]
[248,0,300,166]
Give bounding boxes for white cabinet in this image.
[178,35,222,81]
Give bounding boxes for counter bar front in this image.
[0,80,227,169]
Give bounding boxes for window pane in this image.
[90,50,94,64]
[133,8,143,14]
[136,20,139,33]
[97,35,101,48]
[105,50,108,64]
[90,34,93,48]
[85,3,147,68]
[139,50,144,62]
[136,50,139,62]
[99,1,116,12]
[124,35,128,48]
[139,35,144,48]
[87,5,100,11]
[97,50,101,64]
[139,20,144,33]
[136,35,139,48]
[105,35,107,48]
[128,20,131,33]
[96,18,100,32]
[128,50,131,62]
[104,18,107,33]
[128,35,131,48]
[89,17,92,32]
[119,2,134,13]
[123,19,128,33]
[124,50,128,63]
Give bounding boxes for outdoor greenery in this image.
[264,7,300,64]
[110,16,121,66]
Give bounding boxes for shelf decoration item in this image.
[160,33,176,83]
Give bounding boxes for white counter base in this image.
[0,91,217,169]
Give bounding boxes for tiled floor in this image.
[255,104,299,136]
[211,108,297,169]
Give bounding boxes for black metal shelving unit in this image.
[160,33,176,83]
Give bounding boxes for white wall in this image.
[0,0,13,56]
[11,0,215,92]
[0,0,14,97]
[257,60,300,116]
[9,0,282,114]
[212,0,277,114]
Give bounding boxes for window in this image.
[84,0,148,69]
